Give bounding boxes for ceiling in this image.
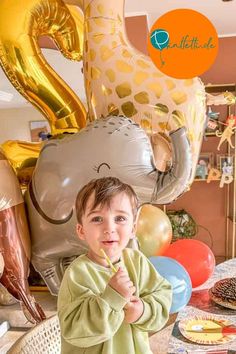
[0,0,235,110]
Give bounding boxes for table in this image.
[168,258,236,353]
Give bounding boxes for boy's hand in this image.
[124,296,144,324]
[108,267,136,300]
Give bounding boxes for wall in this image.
[0,107,45,144]
[166,37,236,261]
[125,15,149,55]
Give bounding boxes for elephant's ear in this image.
[29,141,74,223]
[150,133,172,172]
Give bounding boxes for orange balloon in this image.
[136,204,172,257]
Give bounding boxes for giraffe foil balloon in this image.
[0,150,46,323]
[78,0,206,182]
[0,0,86,134]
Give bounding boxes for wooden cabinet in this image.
[205,84,236,259]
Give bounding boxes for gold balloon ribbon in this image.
[0,0,86,134]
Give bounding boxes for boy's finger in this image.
[130,295,139,302]
[129,286,136,295]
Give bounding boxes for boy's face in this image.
[76,192,136,266]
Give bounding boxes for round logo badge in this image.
[148,9,219,79]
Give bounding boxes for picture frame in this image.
[29,120,51,142]
[195,152,214,180]
[217,154,234,176]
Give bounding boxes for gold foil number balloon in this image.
[136,204,172,257]
[0,0,86,134]
[77,0,206,183]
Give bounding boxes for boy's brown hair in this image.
[75,177,139,223]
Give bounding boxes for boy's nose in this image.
[103,230,115,234]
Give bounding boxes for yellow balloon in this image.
[76,0,206,183]
[0,0,86,134]
[136,204,172,257]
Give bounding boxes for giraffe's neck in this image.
[82,0,125,23]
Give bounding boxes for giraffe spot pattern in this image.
[134,91,150,104]
[146,82,163,98]
[118,32,126,46]
[122,49,132,58]
[97,4,105,15]
[85,40,88,53]
[171,91,187,105]
[91,67,101,80]
[144,111,152,119]
[172,110,186,126]
[121,102,137,117]
[89,49,96,61]
[105,69,116,83]
[140,119,152,131]
[152,72,164,78]
[133,71,149,85]
[154,104,169,116]
[102,85,112,96]
[100,45,114,61]
[165,79,176,91]
[184,79,194,86]
[108,103,119,116]
[94,18,106,27]
[92,33,105,44]
[115,82,132,98]
[158,122,171,131]
[116,60,133,73]
[136,60,150,69]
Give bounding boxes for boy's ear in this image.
[130,223,137,239]
[76,223,86,240]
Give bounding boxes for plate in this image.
[179,316,236,345]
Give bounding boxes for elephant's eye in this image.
[94,163,111,173]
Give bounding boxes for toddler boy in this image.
[58,177,172,354]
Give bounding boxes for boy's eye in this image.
[115,215,127,222]
[91,216,103,222]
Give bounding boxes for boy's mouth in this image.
[101,241,118,246]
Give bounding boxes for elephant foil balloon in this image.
[76,0,206,182]
[25,115,191,295]
[0,150,46,323]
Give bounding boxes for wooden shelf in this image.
[194,178,220,182]
[205,132,218,137]
[205,83,236,93]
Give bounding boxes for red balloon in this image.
[163,239,215,288]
